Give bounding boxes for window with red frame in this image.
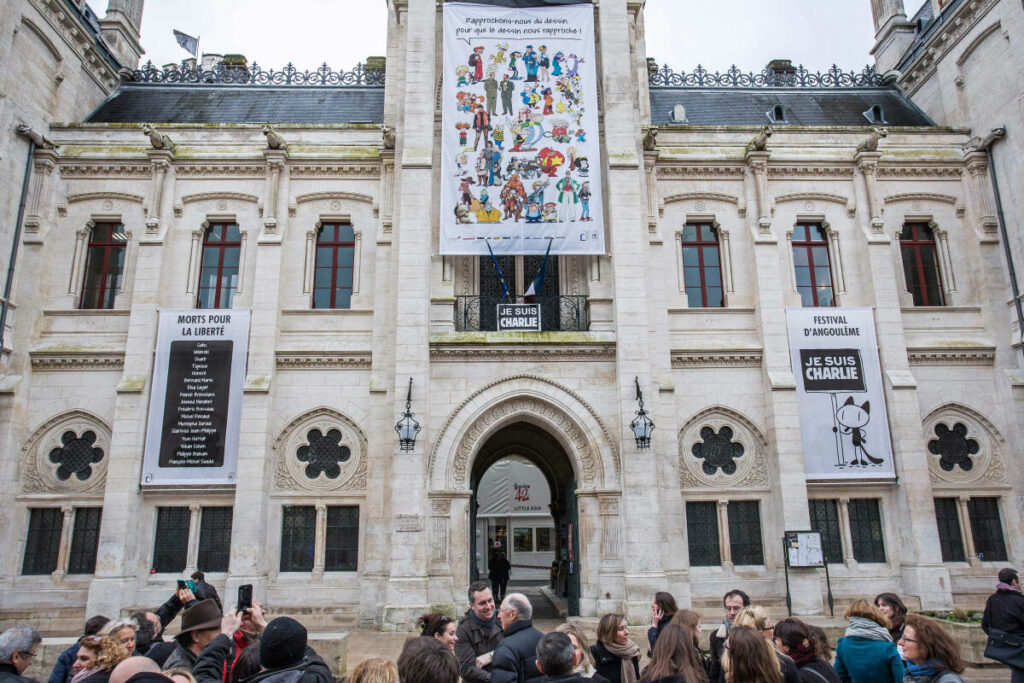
[792,223,834,307]
[197,223,241,309]
[80,223,126,309]
[312,223,355,309]
[681,223,723,307]
[899,223,945,306]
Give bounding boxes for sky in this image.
[100,1,879,75]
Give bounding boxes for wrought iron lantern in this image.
[630,376,654,449]
[395,377,421,451]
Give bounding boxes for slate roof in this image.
[649,87,935,127]
[86,84,385,124]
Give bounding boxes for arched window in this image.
[197,223,241,309]
[792,223,834,307]
[899,223,945,306]
[313,223,355,309]
[768,104,786,123]
[681,223,723,307]
[80,223,127,309]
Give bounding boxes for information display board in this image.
[142,310,250,486]
[785,530,824,568]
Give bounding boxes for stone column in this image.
[22,149,57,239]
[51,505,75,582]
[856,151,884,234]
[100,0,145,67]
[717,499,733,569]
[597,0,669,623]
[956,496,980,568]
[382,0,436,630]
[145,150,173,234]
[837,498,856,566]
[963,152,999,236]
[860,199,953,609]
[869,0,915,74]
[263,150,288,234]
[313,504,327,580]
[744,150,822,614]
[185,504,201,573]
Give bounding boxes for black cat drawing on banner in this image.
[832,396,884,467]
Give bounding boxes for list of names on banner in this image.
[160,340,232,468]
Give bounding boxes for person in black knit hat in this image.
[246,618,331,683]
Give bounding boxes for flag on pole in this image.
[173,30,199,57]
[484,239,511,301]
[524,238,553,302]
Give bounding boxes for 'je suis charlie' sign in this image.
[142,310,250,487]
[786,307,895,481]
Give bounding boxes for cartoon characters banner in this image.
[786,308,896,481]
[441,1,604,255]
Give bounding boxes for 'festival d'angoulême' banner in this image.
[441,1,604,255]
[786,307,896,481]
[142,309,250,487]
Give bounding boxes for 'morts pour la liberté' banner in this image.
[142,310,250,486]
[786,307,896,481]
[441,1,604,255]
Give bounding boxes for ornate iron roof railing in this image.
[649,63,886,88]
[125,60,385,86]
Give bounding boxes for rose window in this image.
[296,428,351,480]
[691,426,744,475]
[48,430,104,481]
[927,422,979,472]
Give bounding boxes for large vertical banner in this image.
[786,308,896,481]
[441,1,604,255]
[142,310,250,486]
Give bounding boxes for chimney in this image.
[869,0,916,74]
[100,0,145,68]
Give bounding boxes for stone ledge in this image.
[430,341,615,362]
[907,346,996,366]
[276,351,373,369]
[29,351,125,371]
[670,349,763,368]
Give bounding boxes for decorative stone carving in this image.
[923,403,1007,485]
[679,407,770,490]
[429,374,619,491]
[22,411,111,494]
[274,408,367,492]
[691,426,745,475]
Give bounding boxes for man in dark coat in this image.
[0,625,42,683]
[246,618,332,683]
[490,553,511,603]
[162,600,223,672]
[535,632,592,683]
[708,589,749,682]
[491,594,544,683]
[982,567,1024,682]
[456,582,504,683]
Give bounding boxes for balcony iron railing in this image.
[455,295,589,332]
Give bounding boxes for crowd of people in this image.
[1,568,1021,683]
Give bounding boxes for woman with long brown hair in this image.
[670,610,709,675]
[640,624,707,683]
[874,593,908,644]
[721,626,782,683]
[899,614,966,682]
[592,614,641,683]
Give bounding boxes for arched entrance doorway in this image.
[469,421,581,615]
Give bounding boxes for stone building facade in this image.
[1,0,1022,631]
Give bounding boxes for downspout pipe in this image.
[0,128,36,354]
[976,128,1023,359]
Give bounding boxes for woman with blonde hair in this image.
[721,626,782,683]
[899,614,965,683]
[731,607,799,683]
[70,636,129,683]
[554,622,601,678]
[347,658,398,683]
[833,599,904,683]
[98,619,137,657]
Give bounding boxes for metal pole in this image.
[824,560,835,617]
[985,139,1024,360]
[0,138,35,353]
[782,536,793,616]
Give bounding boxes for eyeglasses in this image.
[898,636,917,643]
[17,651,37,660]
[763,625,775,632]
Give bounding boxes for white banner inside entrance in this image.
[786,307,896,481]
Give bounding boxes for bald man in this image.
[108,657,165,683]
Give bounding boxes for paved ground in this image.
[344,586,1010,681]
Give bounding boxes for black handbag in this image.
[984,628,1024,670]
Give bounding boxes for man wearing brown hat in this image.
[162,599,222,672]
